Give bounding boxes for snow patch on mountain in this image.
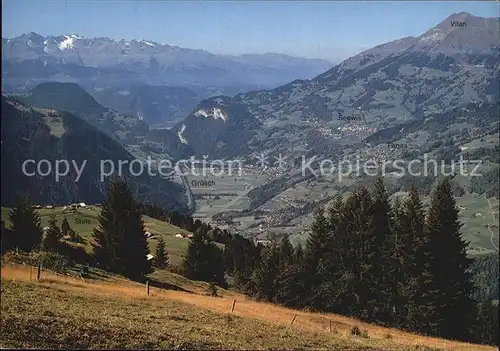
[139,39,155,47]
[194,108,228,121]
[58,36,75,50]
[178,124,188,144]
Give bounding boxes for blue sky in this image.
[3,1,499,62]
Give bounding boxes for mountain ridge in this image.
[172,12,499,158]
[0,96,187,210]
[2,32,333,97]
[17,82,194,161]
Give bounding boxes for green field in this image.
[186,169,270,220]
[1,206,191,266]
[455,194,499,256]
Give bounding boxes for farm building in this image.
[175,233,194,239]
[255,240,271,246]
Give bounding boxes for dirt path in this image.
[485,197,499,252]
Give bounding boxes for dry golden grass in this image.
[1,264,495,351]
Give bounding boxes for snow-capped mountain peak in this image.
[139,39,156,47]
[58,35,75,50]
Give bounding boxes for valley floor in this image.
[0,263,495,351]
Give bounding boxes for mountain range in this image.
[2,32,333,127]
[2,12,499,243]
[172,12,499,158]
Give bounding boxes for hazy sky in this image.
[3,1,499,62]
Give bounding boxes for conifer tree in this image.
[1,221,8,253]
[253,238,281,302]
[92,178,151,279]
[154,236,169,269]
[334,187,374,319]
[61,217,71,236]
[42,214,62,252]
[367,177,396,324]
[293,243,304,263]
[473,302,499,346]
[270,235,303,306]
[8,196,43,252]
[301,207,337,310]
[183,230,226,287]
[227,234,260,293]
[395,185,432,331]
[279,234,294,265]
[424,178,475,340]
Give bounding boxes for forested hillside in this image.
[0,96,187,211]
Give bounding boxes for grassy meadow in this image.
[1,205,191,266]
[1,263,496,351]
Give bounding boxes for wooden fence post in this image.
[36,262,41,280]
[231,299,236,313]
[291,314,297,325]
[146,280,150,296]
[30,266,33,281]
[329,320,332,332]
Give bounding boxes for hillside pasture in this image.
[1,206,191,266]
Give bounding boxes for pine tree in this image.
[183,230,226,287]
[279,234,294,265]
[424,178,475,340]
[293,243,304,263]
[1,220,14,254]
[68,229,84,243]
[91,178,152,279]
[396,185,434,332]
[42,214,62,252]
[253,238,281,302]
[154,236,169,269]
[367,177,397,324]
[207,281,218,297]
[227,234,261,293]
[473,302,499,346]
[8,196,43,252]
[61,217,71,236]
[301,207,336,310]
[334,187,374,319]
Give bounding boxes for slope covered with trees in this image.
[0,96,187,211]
